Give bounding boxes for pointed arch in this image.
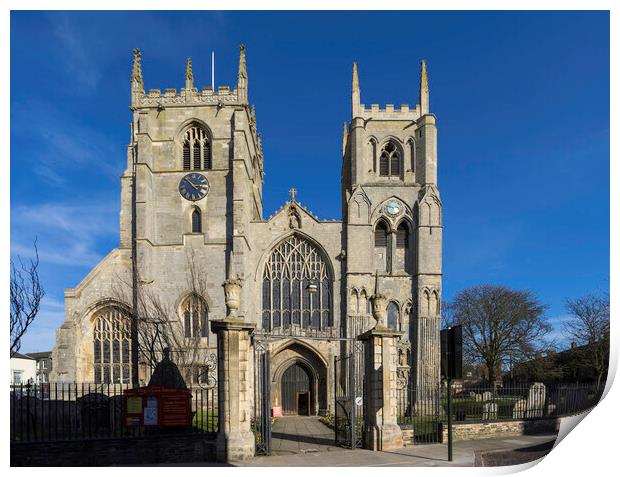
[179,121,212,171]
[406,137,416,172]
[378,138,403,178]
[91,303,132,384]
[179,293,209,339]
[262,234,333,331]
[387,301,400,330]
[191,207,202,233]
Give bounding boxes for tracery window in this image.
[182,294,208,339]
[262,235,332,331]
[182,125,212,171]
[93,307,131,384]
[379,141,401,177]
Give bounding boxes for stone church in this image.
[51,46,442,416]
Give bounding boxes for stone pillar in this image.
[211,272,255,462]
[358,290,404,451]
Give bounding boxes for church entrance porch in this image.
[270,340,329,417]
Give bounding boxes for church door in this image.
[281,363,312,415]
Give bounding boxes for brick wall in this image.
[11,434,216,466]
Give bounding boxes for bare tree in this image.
[10,240,45,356]
[446,284,550,384]
[564,292,610,388]
[110,249,213,386]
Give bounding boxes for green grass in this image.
[192,410,218,432]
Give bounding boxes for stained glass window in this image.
[262,235,332,331]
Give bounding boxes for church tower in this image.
[342,61,442,393]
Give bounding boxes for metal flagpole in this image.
[211,50,215,90]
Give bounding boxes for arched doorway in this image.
[281,362,313,415]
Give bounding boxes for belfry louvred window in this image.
[182,125,212,171]
[379,141,401,177]
[375,221,389,247]
[397,222,409,248]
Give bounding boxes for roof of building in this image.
[11,352,35,360]
[26,351,52,359]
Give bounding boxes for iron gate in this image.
[334,342,364,448]
[253,339,271,455]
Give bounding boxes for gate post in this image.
[358,289,404,451]
[211,272,256,462]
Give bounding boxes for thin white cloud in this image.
[51,13,101,91]
[11,99,123,181]
[11,201,118,268]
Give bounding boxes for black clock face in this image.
[179,173,209,201]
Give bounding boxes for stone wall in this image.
[11,434,216,466]
[438,418,560,443]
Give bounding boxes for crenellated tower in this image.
[342,60,442,395]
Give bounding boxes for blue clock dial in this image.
[386,200,401,216]
[179,173,209,201]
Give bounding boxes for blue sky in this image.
[10,11,609,352]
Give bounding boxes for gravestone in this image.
[526,382,546,418]
[512,399,527,419]
[482,402,498,420]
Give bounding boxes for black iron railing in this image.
[10,383,218,443]
[397,382,604,443]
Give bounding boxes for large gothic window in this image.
[262,235,332,332]
[379,141,401,177]
[182,125,212,171]
[182,294,208,339]
[93,306,131,384]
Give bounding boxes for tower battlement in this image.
[358,103,422,121]
[130,45,249,109]
[351,60,430,120]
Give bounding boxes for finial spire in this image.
[185,57,194,90]
[342,122,348,156]
[352,62,360,117]
[420,59,429,115]
[131,48,144,105]
[237,44,248,103]
[131,48,143,88]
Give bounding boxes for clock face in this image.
[179,173,209,201]
[386,200,401,216]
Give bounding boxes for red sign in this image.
[123,386,192,428]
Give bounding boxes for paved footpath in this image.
[237,420,558,467]
[156,416,558,467]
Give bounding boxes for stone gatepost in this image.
[211,270,255,462]
[358,288,404,451]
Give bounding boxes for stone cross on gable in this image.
[288,187,297,201]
